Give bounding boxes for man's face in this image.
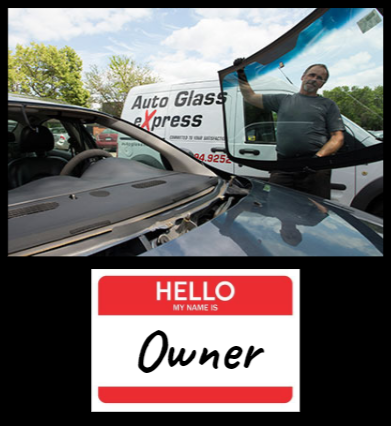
[301,66,328,94]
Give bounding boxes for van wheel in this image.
[368,196,383,218]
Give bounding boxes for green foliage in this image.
[85,55,161,116]
[8,42,90,107]
[323,86,383,130]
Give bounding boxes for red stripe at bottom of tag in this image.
[98,386,293,403]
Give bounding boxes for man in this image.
[234,59,345,199]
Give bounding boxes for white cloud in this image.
[8,8,152,47]
[330,51,372,76]
[154,9,316,82]
[194,8,244,19]
[152,8,311,81]
[331,66,383,89]
[149,52,221,83]
[161,18,290,65]
[247,8,315,26]
[193,8,315,25]
[8,8,331,86]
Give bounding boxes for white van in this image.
[121,80,383,217]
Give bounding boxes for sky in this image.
[8,8,317,83]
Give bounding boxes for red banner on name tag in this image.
[98,386,293,403]
[99,276,292,315]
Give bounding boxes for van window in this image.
[43,119,71,152]
[342,116,379,147]
[244,101,276,145]
[117,133,166,170]
[8,119,19,162]
[81,123,165,169]
[8,119,18,132]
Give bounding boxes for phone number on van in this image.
[194,153,232,164]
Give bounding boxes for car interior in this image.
[8,103,225,255]
[8,125,68,189]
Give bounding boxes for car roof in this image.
[9,93,75,106]
[8,93,111,115]
[8,93,123,127]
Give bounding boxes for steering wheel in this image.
[60,149,112,176]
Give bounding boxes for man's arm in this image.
[315,131,344,157]
[234,58,264,110]
[238,79,265,110]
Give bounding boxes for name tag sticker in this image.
[92,269,300,412]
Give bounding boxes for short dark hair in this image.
[303,64,329,83]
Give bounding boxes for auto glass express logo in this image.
[130,91,227,132]
[97,276,295,404]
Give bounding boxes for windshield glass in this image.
[220,8,383,164]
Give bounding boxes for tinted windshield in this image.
[221,8,383,163]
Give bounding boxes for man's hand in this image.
[233,58,245,66]
[233,58,248,83]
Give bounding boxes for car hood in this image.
[142,179,383,256]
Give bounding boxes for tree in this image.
[85,55,161,116]
[9,43,90,107]
[323,86,383,130]
[8,49,19,93]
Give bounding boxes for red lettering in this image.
[141,109,157,131]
